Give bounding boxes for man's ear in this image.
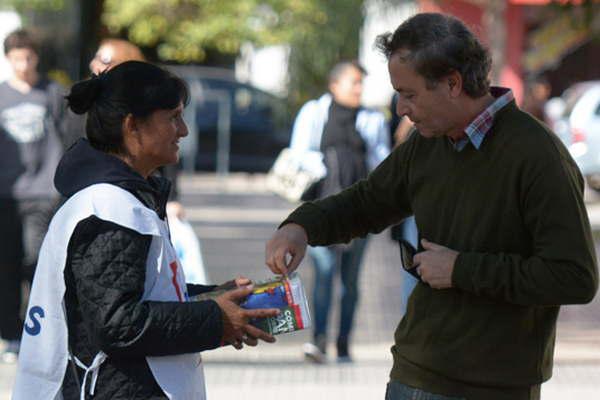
[328,81,338,98]
[447,70,462,98]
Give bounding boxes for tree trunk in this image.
[482,0,507,85]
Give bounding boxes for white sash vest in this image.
[13,183,206,400]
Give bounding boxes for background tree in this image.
[286,0,363,111]
[101,0,366,112]
[2,0,65,12]
[102,0,321,62]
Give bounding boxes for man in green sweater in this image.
[265,13,598,400]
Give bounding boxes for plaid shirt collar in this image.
[452,87,514,151]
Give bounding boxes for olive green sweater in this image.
[285,102,598,397]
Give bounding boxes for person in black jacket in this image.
[0,30,70,363]
[20,61,279,399]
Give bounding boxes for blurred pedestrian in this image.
[13,61,279,400]
[388,94,418,315]
[89,38,145,75]
[0,29,69,363]
[266,13,597,399]
[289,60,389,363]
[522,76,551,124]
[389,93,414,146]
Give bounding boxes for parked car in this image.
[166,65,291,172]
[547,81,600,190]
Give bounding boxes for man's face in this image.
[6,47,38,82]
[329,66,363,108]
[388,52,456,138]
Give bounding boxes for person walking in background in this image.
[389,93,414,147]
[289,60,389,363]
[89,38,145,74]
[522,75,552,124]
[388,94,418,315]
[0,29,70,363]
[66,38,146,145]
[266,13,597,399]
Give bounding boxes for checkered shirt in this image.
[453,87,514,151]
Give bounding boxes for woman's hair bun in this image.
[66,74,105,115]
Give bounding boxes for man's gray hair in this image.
[375,13,491,98]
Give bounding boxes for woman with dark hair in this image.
[13,61,279,400]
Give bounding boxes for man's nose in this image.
[179,120,189,138]
[396,99,409,117]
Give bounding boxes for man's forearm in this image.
[284,179,405,246]
[453,252,598,306]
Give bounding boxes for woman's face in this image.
[133,102,188,172]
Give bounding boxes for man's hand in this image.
[214,286,279,349]
[265,223,308,275]
[413,239,458,289]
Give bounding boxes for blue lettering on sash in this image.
[24,306,45,336]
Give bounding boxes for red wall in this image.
[418,0,525,104]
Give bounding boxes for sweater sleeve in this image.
[283,139,414,245]
[452,155,598,306]
[67,216,223,358]
[187,284,218,297]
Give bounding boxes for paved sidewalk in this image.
[1,173,599,399]
[199,232,600,400]
[202,347,600,400]
[187,174,600,399]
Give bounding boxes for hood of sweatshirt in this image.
[54,138,171,218]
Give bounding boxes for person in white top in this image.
[289,61,390,363]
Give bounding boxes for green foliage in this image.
[287,0,364,112]
[102,0,324,62]
[102,0,370,111]
[2,0,64,11]
[548,0,600,32]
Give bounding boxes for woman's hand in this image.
[216,276,252,291]
[214,285,279,349]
